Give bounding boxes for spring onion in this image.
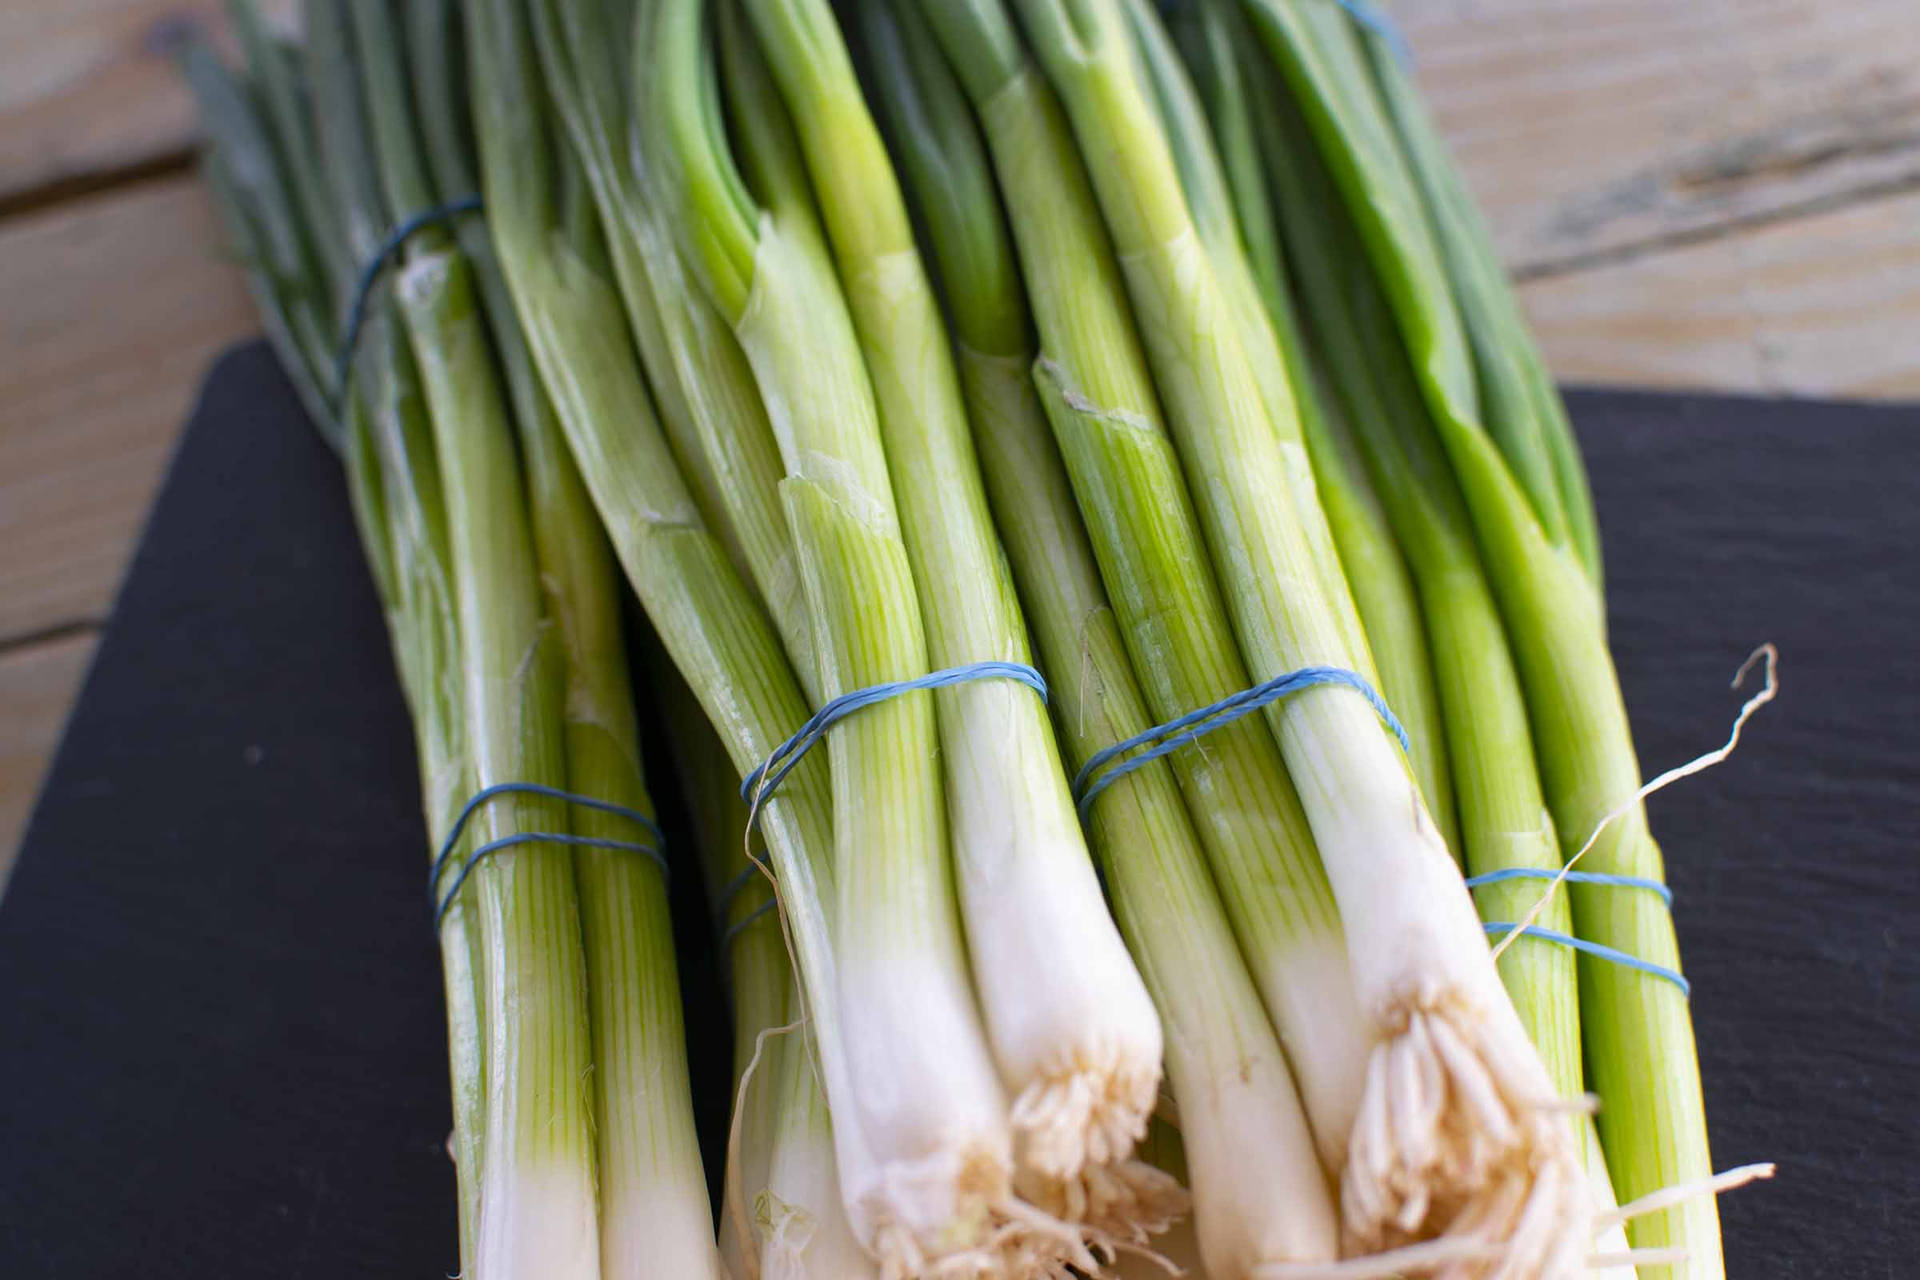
[529,0,816,701]
[1234,17,1629,1255]
[1245,3,1724,1271]
[1011,0,1585,1265]
[1159,0,1457,857]
[645,3,1027,1270]
[733,0,1164,1192]
[306,5,612,1272]
[182,27,487,1269]
[658,665,874,1280]
[377,4,727,1274]
[911,0,1374,1195]
[854,3,1337,1271]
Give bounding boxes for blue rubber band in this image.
[717,862,764,912]
[1481,923,1691,997]
[714,861,776,938]
[739,661,1048,810]
[1465,867,1674,908]
[719,897,779,951]
[1334,0,1412,65]
[430,781,666,927]
[331,195,483,404]
[1071,666,1408,818]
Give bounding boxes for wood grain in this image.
[0,0,295,208]
[0,632,94,882]
[0,175,255,645]
[1519,187,1920,398]
[1394,0,1920,274]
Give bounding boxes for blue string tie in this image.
[1071,665,1408,818]
[331,195,483,405]
[430,781,667,927]
[726,660,1047,945]
[738,660,1048,809]
[715,862,777,951]
[1466,867,1689,995]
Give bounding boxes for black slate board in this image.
[0,341,1914,1276]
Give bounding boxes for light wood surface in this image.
[0,0,1914,865]
[1398,0,1920,275]
[0,0,294,207]
[0,177,257,647]
[1521,187,1920,398]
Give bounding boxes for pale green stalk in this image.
[310,3,600,1271]
[645,5,1017,1269]
[1359,35,1602,590]
[529,0,815,699]
[912,0,1370,1180]
[382,7,726,1275]
[660,657,871,1280]
[463,11,895,1280]
[1246,4,1719,1271]
[1012,0,1583,1264]
[1164,0,1457,857]
[1119,0,1376,701]
[856,4,1336,1271]
[737,0,1161,1189]
[185,27,487,1269]
[462,2,842,1088]
[224,0,350,325]
[1249,43,1586,1125]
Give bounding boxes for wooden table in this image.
[3,0,1917,879]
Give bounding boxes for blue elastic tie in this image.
[739,661,1048,809]
[332,195,484,404]
[1072,666,1407,818]
[1335,0,1413,64]
[1465,867,1675,908]
[1481,923,1691,997]
[1471,867,1686,993]
[715,861,777,950]
[430,781,667,926]
[720,898,778,951]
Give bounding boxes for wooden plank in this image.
[0,631,95,883]
[1518,187,1920,398]
[2,0,1909,270]
[1393,0,1920,273]
[0,0,295,207]
[0,175,255,645]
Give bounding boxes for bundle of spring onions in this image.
[184,1,1769,1277]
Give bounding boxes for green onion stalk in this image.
[1235,22,1638,1266]
[733,0,1165,1195]
[657,665,873,1280]
[1008,0,1584,1265]
[646,5,1052,1273]
[184,19,485,1271]
[1118,4,1380,713]
[909,0,1370,1191]
[307,2,607,1271]
[1158,0,1457,858]
[390,3,729,1274]
[854,2,1340,1272]
[527,0,816,702]
[1244,3,1721,1272]
[460,9,868,1280]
